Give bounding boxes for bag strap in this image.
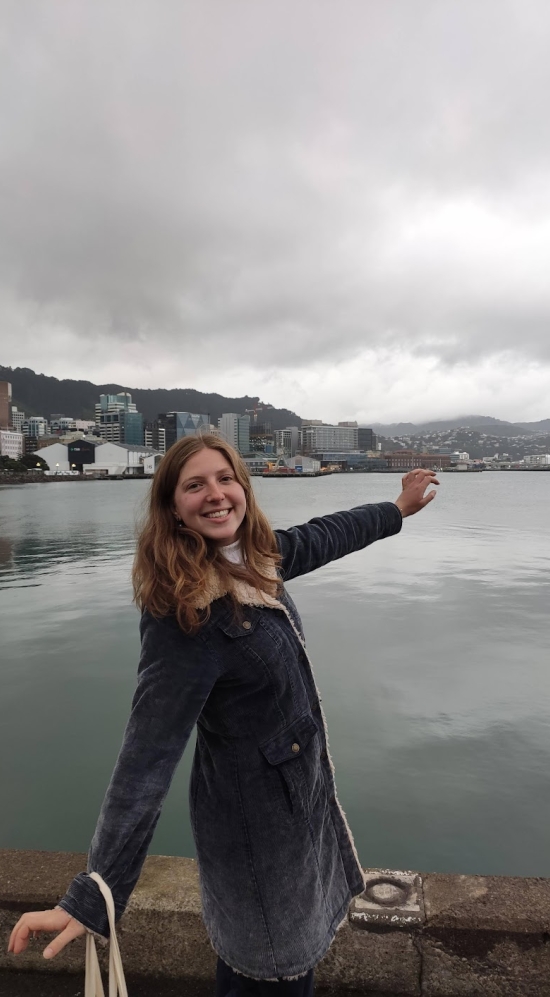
[84,872,129,997]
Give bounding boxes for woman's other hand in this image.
[8,908,86,959]
[394,468,439,518]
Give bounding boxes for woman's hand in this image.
[394,468,439,518]
[8,908,86,959]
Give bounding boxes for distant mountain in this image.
[0,366,302,431]
[373,415,546,437]
[517,419,550,433]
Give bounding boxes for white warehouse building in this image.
[34,439,162,476]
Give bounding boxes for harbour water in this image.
[1,473,550,876]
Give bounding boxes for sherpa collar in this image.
[191,559,284,612]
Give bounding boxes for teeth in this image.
[205,509,230,519]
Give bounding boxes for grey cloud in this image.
[2,0,550,373]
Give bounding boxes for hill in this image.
[0,366,302,431]
[373,415,547,437]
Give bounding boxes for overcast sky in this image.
[2,0,550,423]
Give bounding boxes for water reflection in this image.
[1,474,550,875]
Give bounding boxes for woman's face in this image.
[172,448,247,546]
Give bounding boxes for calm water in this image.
[1,473,550,876]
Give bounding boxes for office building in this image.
[155,412,210,452]
[95,393,144,446]
[23,416,48,437]
[0,429,24,459]
[144,422,167,455]
[357,428,377,451]
[218,413,250,454]
[274,427,302,457]
[11,405,25,432]
[302,424,358,453]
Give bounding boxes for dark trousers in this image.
[216,958,315,997]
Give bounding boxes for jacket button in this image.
[320,749,328,761]
[242,621,252,630]
[291,742,300,753]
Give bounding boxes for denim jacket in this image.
[59,502,402,979]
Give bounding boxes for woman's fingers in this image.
[42,917,86,959]
[8,909,85,958]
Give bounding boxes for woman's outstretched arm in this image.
[277,468,438,581]
[8,610,222,958]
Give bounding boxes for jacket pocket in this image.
[259,714,322,822]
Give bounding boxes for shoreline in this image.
[2,467,550,485]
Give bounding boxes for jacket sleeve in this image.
[57,611,222,937]
[275,502,403,582]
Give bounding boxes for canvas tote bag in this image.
[84,872,128,997]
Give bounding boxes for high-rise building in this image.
[0,381,12,428]
[10,406,25,432]
[23,416,48,437]
[156,412,210,452]
[218,413,250,454]
[357,428,377,451]
[144,422,167,455]
[302,424,358,453]
[274,427,302,457]
[95,393,144,446]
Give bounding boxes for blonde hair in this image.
[133,434,280,632]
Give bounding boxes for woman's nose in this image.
[206,481,225,501]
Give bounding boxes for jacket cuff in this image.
[57,872,125,938]
[379,501,403,536]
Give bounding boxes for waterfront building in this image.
[382,451,452,470]
[0,381,11,428]
[274,427,302,457]
[524,454,550,466]
[357,427,377,451]
[284,455,321,472]
[241,454,270,473]
[218,413,250,454]
[0,428,24,459]
[95,393,144,446]
[312,451,388,470]
[302,424,358,453]
[35,439,162,475]
[155,412,210,452]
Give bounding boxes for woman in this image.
[9,434,438,993]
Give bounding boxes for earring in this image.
[175,516,185,529]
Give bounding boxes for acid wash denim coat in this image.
[59,502,402,980]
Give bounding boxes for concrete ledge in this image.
[2,850,550,995]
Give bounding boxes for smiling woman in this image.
[8,432,437,993]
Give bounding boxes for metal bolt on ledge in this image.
[349,869,425,929]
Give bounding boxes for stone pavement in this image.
[0,970,213,996]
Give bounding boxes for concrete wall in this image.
[2,850,550,995]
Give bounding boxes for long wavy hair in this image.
[133,434,281,632]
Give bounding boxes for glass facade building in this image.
[157,412,210,451]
